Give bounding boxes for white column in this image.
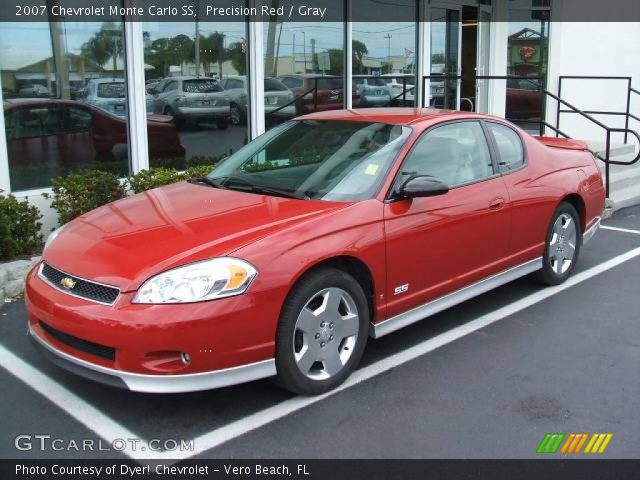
[0,74,10,194]
[416,0,427,108]
[488,0,509,118]
[248,12,265,139]
[345,0,353,109]
[124,2,149,172]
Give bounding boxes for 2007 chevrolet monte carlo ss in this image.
[25,108,605,395]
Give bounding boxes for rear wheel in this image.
[275,267,369,395]
[535,202,581,286]
[165,107,184,129]
[230,104,245,126]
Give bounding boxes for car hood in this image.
[43,182,350,291]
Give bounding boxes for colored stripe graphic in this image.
[560,433,589,454]
[539,433,613,454]
[537,433,565,454]
[584,433,613,454]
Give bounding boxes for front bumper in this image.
[174,106,230,119]
[25,264,279,392]
[29,325,275,393]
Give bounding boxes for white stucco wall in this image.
[545,16,640,144]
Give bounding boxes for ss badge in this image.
[394,283,409,295]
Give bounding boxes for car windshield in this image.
[183,79,222,93]
[264,78,288,91]
[206,120,412,202]
[97,82,125,98]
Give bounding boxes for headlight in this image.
[132,258,257,304]
[43,225,65,252]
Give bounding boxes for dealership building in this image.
[0,0,639,233]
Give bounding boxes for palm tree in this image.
[81,22,123,71]
[200,32,226,78]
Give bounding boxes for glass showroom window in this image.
[0,21,130,191]
[143,21,248,170]
[262,1,345,130]
[352,0,417,109]
[506,0,550,130]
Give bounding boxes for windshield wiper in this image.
[230,184,309,200]
[189,177,226,189]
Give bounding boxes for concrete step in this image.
[584,142,640,213]
[587,140,637,159]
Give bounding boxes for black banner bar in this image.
[2,0,640,22]
[3,460,640,480]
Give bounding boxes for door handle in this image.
[489,197,505,210]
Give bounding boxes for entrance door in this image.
[429,5,461,110]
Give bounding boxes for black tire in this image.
[216,118,229,130]
[165,107,185,129]
[275,267,369,395]
[535,202,582,286]
[230,104,245,126]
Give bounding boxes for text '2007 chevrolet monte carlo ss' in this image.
[25,108,605,395]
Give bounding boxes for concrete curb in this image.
[0,257,41,307]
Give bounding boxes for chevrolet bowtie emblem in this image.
[60,277,76,290]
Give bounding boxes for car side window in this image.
[165,81,178,92]
[5,106,63,140]
[486,123,525,171]
[67,106,93,132]
[399,121,494,188]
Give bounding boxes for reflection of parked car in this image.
[83,78,127,117]
[381,74,415,105]
[507,78,543,120]
[219,76,295,126]
[3,98,185,191]
[353,76,392,107]
[277,74,360,114]
[27,109,605,395]
[149,76,229,129]
[18,84,49,97]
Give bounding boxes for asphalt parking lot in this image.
[1,205,640,461]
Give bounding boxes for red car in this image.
[25,108,605,395]
[4,99,185,191]
[278,74,361,115]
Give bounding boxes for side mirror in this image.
[399,175,449,198]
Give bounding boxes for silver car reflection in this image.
[149,76,230,129]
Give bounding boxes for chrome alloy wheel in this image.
[293,287,360,381]
[550,213,577,275]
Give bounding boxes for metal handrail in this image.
[544,89,640,198]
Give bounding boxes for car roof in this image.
[296,108,492,126]
[3,98,83,108]
[165,76,218,81]
[89,78,125,84]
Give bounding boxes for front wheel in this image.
[535,202,582,286]
[275,267,369,395]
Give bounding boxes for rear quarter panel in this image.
[506,134,605,263]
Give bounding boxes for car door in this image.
[383,120,512,318]
[484,120,551,264]
[4,104,65,190]
[61,104,96,169]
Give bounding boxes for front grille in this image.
[40,263,120,305]
[39,321,116,361]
